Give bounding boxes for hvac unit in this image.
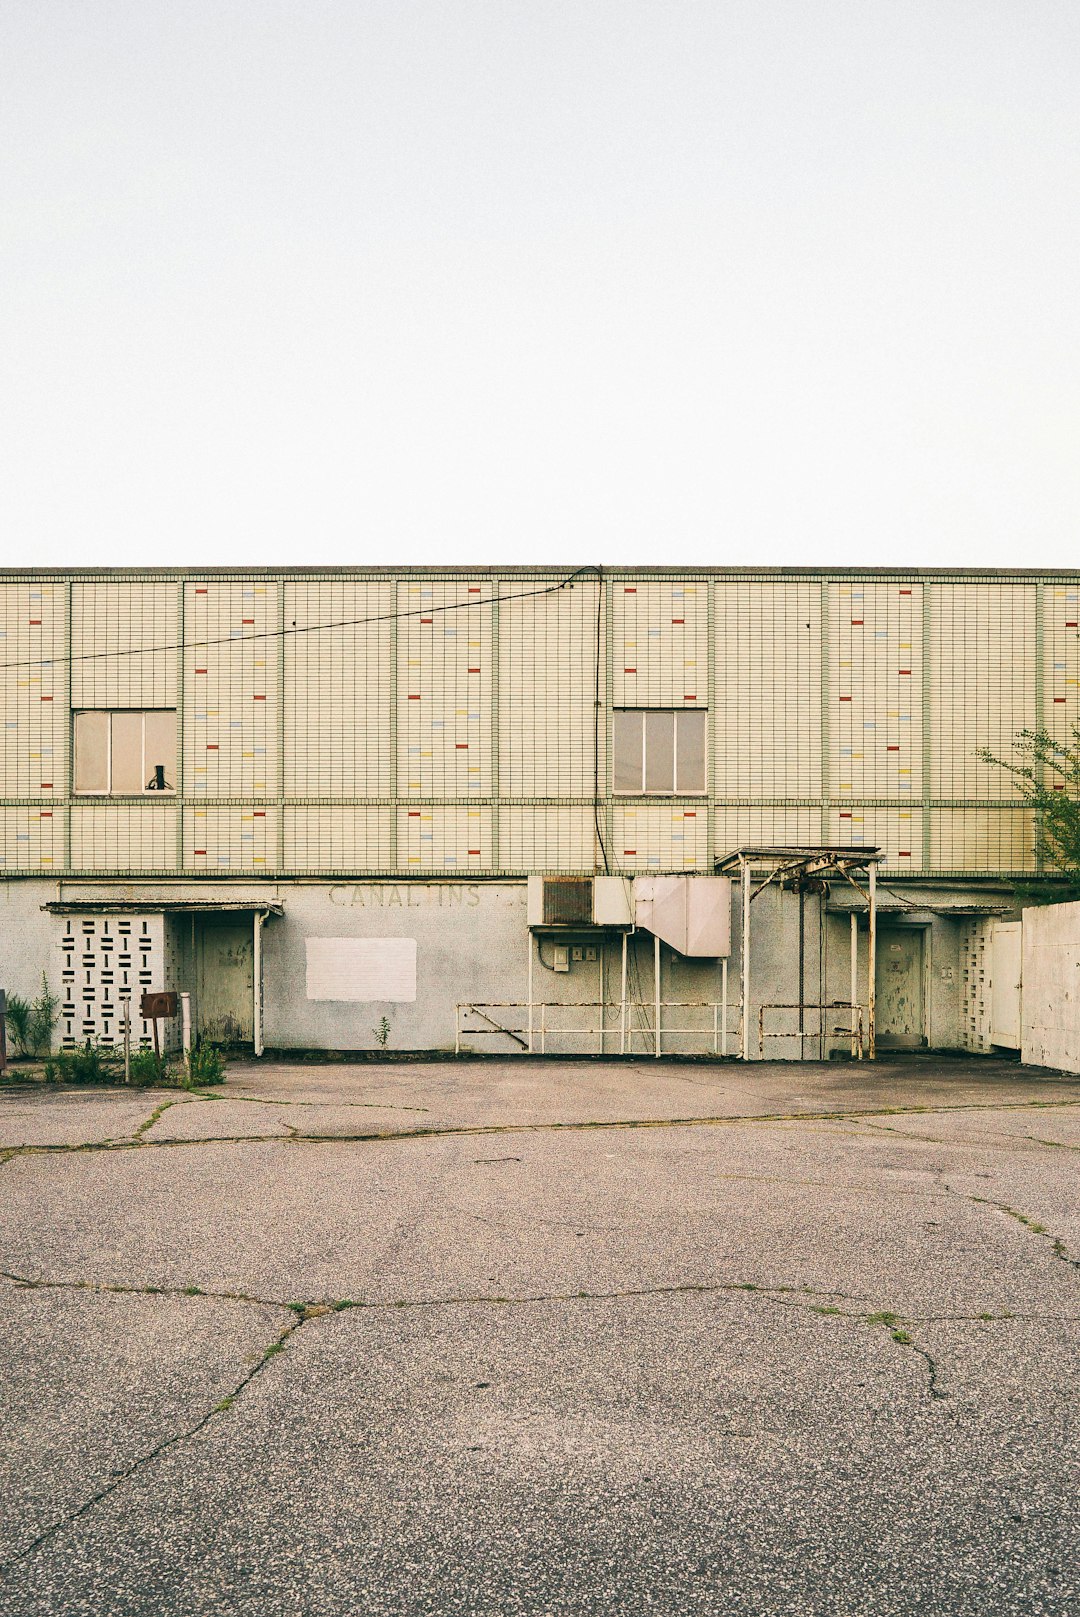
[527,876,633,929]
[634,875,732,956]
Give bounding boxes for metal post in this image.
[740,858,751,1061]
[850,912,858,1058]
[868,863,877,1060]
[620,931,628,1055]
[527,933,534,1054]
[654,932,661,1058]
[598,944,604,1055]
[721,958,728,1057]
[253,912,264,1058]
[454,1005,460,1057]
[180,991,192,1072]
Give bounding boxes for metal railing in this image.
[455,1000,739,1057]
[758,1001,865,1060]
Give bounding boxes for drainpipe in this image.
[253,911,266,1058]
[868,864,877,1061]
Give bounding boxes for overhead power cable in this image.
[0,568,600,674]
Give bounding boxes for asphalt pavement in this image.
[1,1053,1078,1615]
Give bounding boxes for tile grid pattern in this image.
[0,573,1076,876]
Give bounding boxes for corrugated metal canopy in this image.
[43,899,284,915]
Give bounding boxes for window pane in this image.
[644,711,675,793]
[612,710,643,793]
[110,712,144,794]
[675,710,707,793]
[73,711,108,793]
[143,710,176,792]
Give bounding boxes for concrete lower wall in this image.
[0,875,1014,1058]
[1021,900,1080,1075]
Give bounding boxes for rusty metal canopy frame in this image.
[714,846,881,1062]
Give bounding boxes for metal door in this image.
[875,929,926,1049]
[990,921,1022,1049]
[194,915,254,1043]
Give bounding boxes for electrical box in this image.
[551,945,570,973]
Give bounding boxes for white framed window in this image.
[73,710,177,795]
[613,708,707,795]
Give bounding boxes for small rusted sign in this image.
[140,991,177,1020]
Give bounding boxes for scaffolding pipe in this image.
[868,863,877,1059]
[654,932,661,1058]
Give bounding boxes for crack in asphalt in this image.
[3,1094,1080,1160]
[0,1312,304,1577]
[966,1194,1080,1271]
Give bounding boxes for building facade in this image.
[1,567,1076,1059]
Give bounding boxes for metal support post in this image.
[868,863,877,1060]
[527,933,534,1054]
[740,857,751,1061]
[123,1000,130,1085]
[620,932,628,1055]
[598,945,604,1054]
[654,932,661,1058]
[849,912,858,1058]
[253,912,265,1058]
[721,958,728,1057]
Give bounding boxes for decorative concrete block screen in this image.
[57,914,180,1051]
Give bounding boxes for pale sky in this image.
[1,1,1077,570]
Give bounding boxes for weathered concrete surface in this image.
[1022,898,1080,1075]
[1,1057,1079,1615]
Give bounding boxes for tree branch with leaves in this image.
[978,723,1080,902]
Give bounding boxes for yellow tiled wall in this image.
[0,572,1074,878]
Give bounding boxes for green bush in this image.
[185,1041,226,1086]
[45,1041,119,1085]
[5,995,32,1056]
[128,1047,168,1087]
[27,975,59,1057]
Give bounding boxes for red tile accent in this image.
[194,849,206,855]
[206,744,219,751]
[254,811,266,818]
[900,589,912,595]
[683,694,697,700]
[195,588,207,594]
[28,619,40,626]
[468,667,481,673]
[408,694,420,700]
[408,811,420,817]
[672,618,685,624]
[253,693,266,700]
[887,745,900,751]
[684,812,696,818]
[40,810,52,817]
[624,587,637,593]
[1054,697,1066,703]
[40,783,52,789]
[624,849,637,855]
[468,587,481,593]
[1067,622,1078,628]
[899,669,911,675]
[468,849,481,856]
[624,667,637,674]
[839,695,852,701]
[421,617,433,624]
[839,812,852,819]
[455,743,469,749]
[40,695,52,701]
[242,618,255,624]
[851,619,863,625]
[899,851,911,857]
[195,668,207,674]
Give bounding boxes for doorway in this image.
[194,914,254,1044]
[875,927,927,1049]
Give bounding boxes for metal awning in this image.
[43,899,285,916]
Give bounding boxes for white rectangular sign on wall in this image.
[305,938,418,1002]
